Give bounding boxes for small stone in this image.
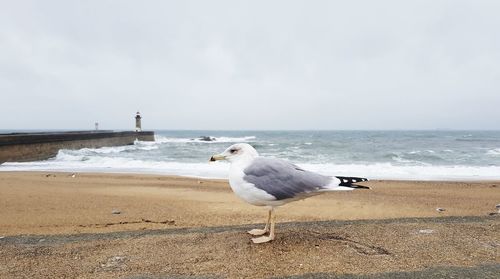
[418,229,434,234]
[496,204,500,212]
[111,210,121,215]
[0,236,5,239]
[436,208,446,212]
[101,256,126,269]
[198,136,216,142]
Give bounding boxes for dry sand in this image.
[0,171,499,278]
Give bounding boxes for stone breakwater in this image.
[0,131,155,164]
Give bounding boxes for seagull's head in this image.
[210,143,259,163]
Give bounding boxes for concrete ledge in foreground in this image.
[1,216,498,278]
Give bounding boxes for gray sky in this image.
[1,0,499,130]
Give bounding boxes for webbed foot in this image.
[251,235,275,244]
[247,229,269,236]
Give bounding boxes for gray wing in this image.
[243,157,333,200]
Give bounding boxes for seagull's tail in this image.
[335,176,370,189]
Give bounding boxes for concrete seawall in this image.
[0,131,155,164]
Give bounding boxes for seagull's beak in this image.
[210,154,226,162]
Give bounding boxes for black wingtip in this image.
[335,176,370,188]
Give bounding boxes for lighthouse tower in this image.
[135,112,142,132]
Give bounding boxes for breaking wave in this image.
[487,148,500,156]
[2,156,500,181]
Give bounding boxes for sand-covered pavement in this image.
[0,172,499,278]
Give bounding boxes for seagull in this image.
[210,143,370,244]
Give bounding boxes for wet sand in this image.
[0,172,499,278]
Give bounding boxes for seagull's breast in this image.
[228,161,277,206]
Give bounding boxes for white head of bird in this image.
[210,143,259,163]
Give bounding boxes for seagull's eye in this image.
[230,149,238,154]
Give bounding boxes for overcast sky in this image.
[1,0,499,130]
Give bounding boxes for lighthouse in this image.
[135,112,142,132]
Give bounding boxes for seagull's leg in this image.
[251,208,276,244]
[247,209,271,236]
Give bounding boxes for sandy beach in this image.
[1,171,499,278]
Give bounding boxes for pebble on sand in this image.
[101,256,127,269]
[111,209,121,215]
[436,208,446,212]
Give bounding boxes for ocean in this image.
[2,130,500,180]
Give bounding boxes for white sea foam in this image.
[71,143,158,154]
[2,157,500,181]
[216,136,256,142]
[299,163,500,181]
[391,155,426,165]
[408,150,437,155]
[0,156,230,179]
[487,148,500,156]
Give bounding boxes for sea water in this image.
[2,130,500,180]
